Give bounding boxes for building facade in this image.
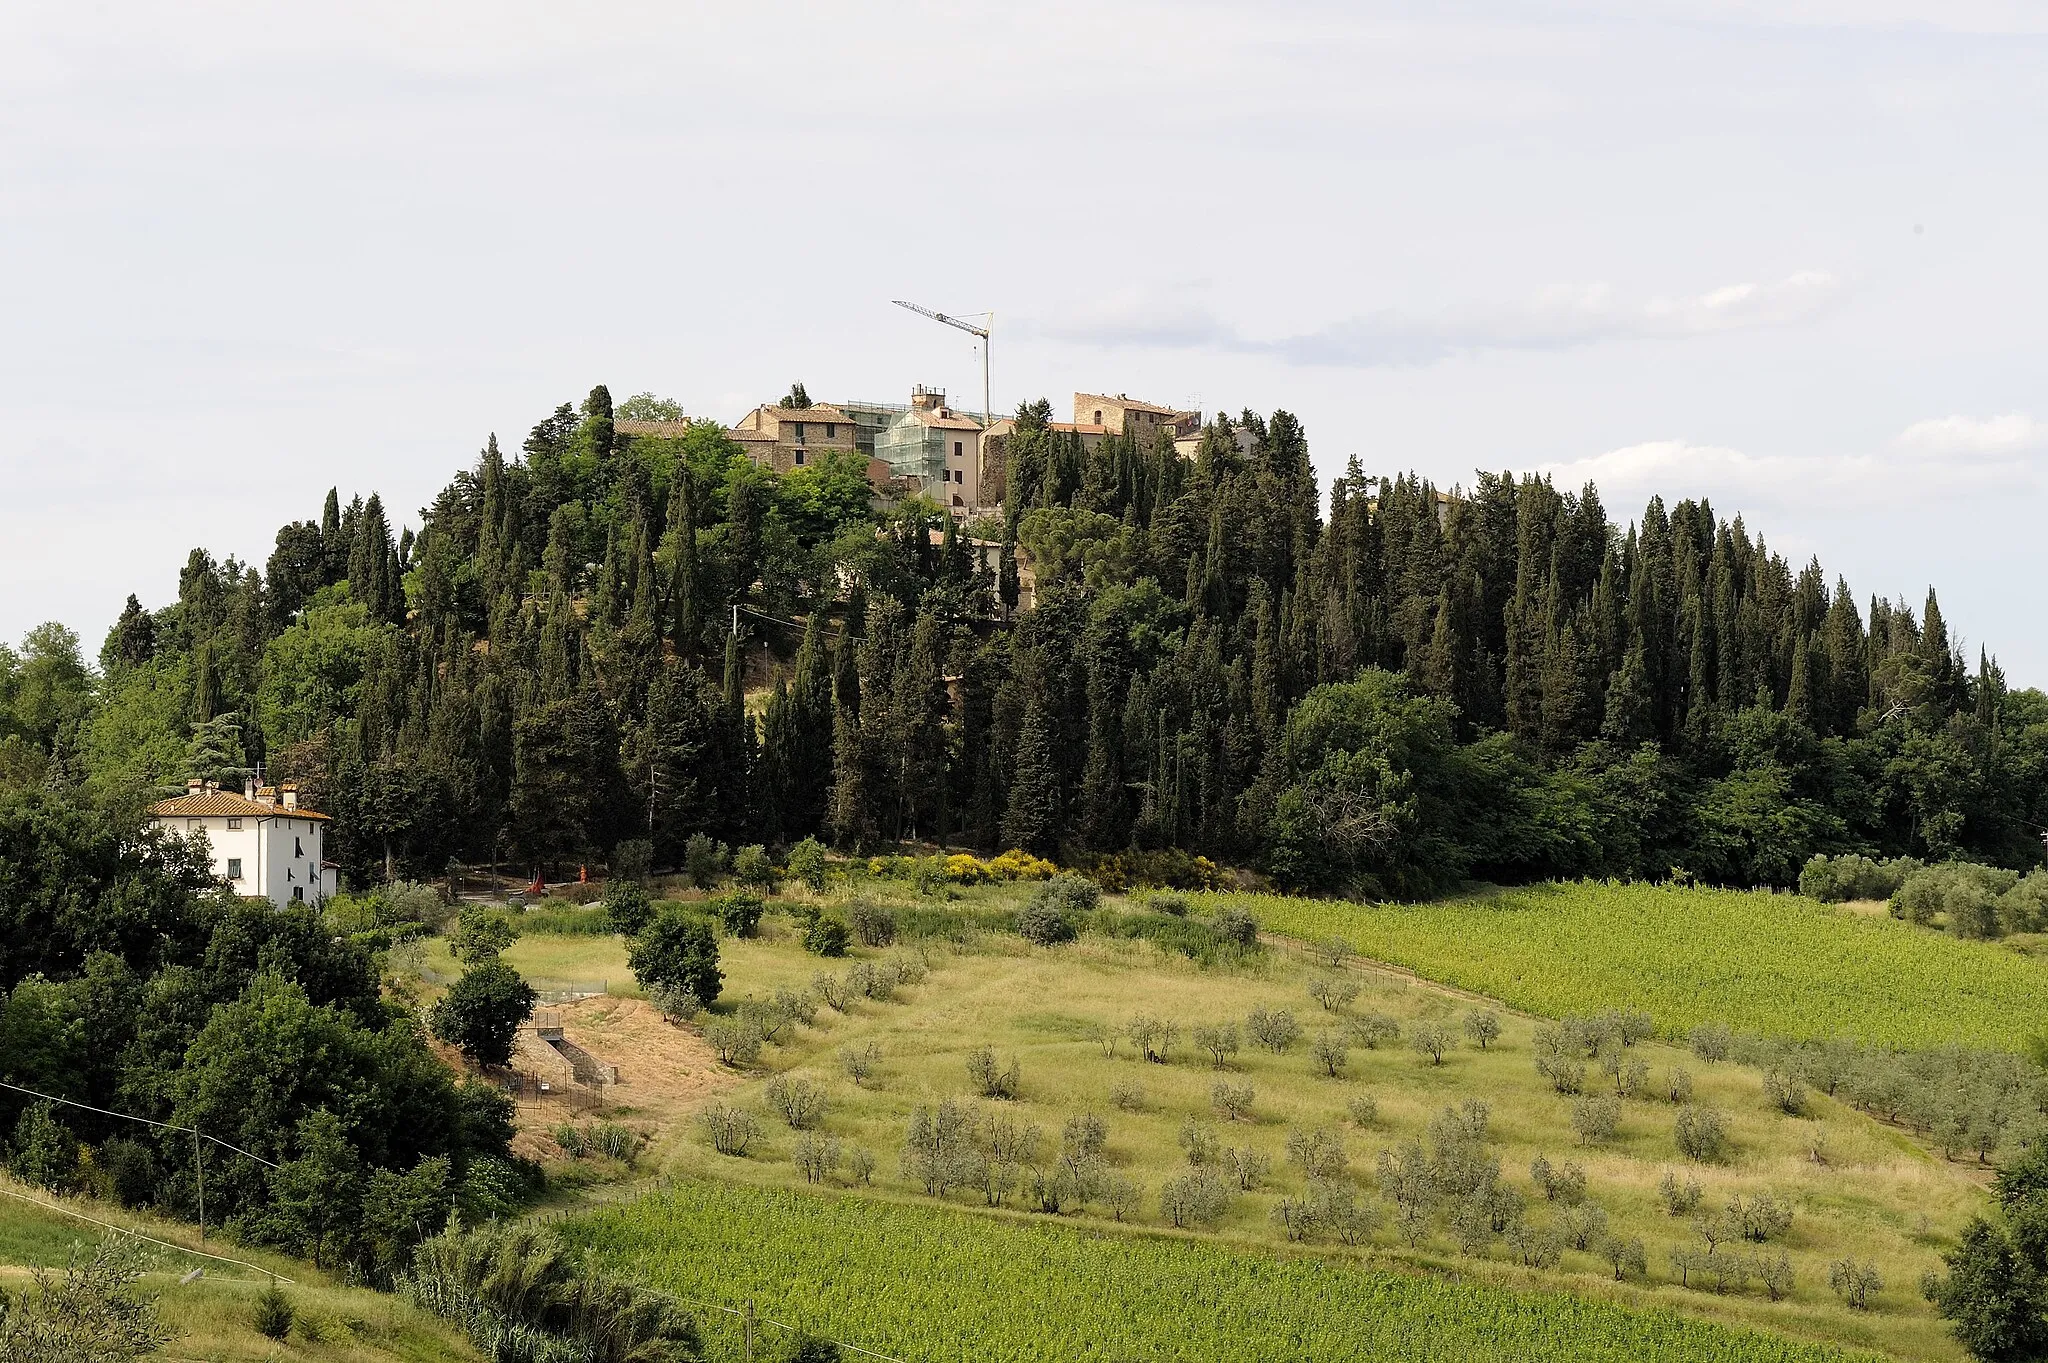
[147,780,334,908]
[728,403,860,473]
[1073,392,1200,441]
[873,386,986,509]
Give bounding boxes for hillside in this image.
[408,873,2035,1362]
[7,382,2041,910]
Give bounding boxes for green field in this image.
[568,1179,1874,1363]
[1222,882,2048,1050]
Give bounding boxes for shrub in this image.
[703,1015,765,1067]
[429,959,537,1068]
[611,838,654,883]
[1688,1022,1732,1063]
[845,1146,876,1185]
[629,906,723,1004]
[945,853,990,884]
[1210,1080,1256,1122]
[848,898,896,947]
[1665,1066,1695,1104]
[1211,905,1258,947]
[1762,1065,1805,1115]
[1148,891,1189,916]
[803,916,850,957]
[450,908,517,964]
[254,1280,294,1340]
[1309,1030,1349,1078]
[1349,1013,1401,1049]
[1571,1094,1621,1146]
[729,839,774,892]
[1017,890,1082,946]
[1446,1011,1497,1052]
[646,981,703,1023]
[552,1123,588,1157]
[966,1045,1021,1099]
[1409,1020,1453,1065]
[765,1075,828,1129]
[1285,1126,1347,1180]
[604,879,653,936]
[685,833,728,888]
[1600,1234,1648,1281]
[1674,1104,1729,1162]
[1345,1094,1378,1127]
[1307,975,1361,1011]
[1177,1118,1220,1167]
[792,1133,842,1186]
[99,1138,157,1209]
[1828,1258,1883,1310]
[1193,1022,1241,1069]
[1109,1080,1146,1112]
[985,848,1057,880]
[1658,1169,1703,1216]
[787,837,828,893]
[714,891,767,938]
[1245,1006,1301,1053]
[699,1103,760,1156]
[840,1041,881,1086]
[8,1102,78,1191]
[1159,1171,1230,1228]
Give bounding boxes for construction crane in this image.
[892,300,992,429]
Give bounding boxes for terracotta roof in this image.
[616,419,693,438]
[150,790,331,821]
[915,411,984,431]
[726,427,779,443]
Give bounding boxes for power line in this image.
[0,1183,293,1283]
[0,1078,280,1169]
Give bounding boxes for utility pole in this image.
[194,1129,205,1243]
[892,300,992,427]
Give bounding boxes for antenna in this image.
[892,300,993,426]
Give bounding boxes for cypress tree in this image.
[1002,697,1063,855]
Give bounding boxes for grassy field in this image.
[1219,882,2048,1051]
[568,1178,1877,1363]
[520,888,1992,1362]
[0,1182,478,1361]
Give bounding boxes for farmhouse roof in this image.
[149,790,331,821]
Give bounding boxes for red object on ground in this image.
[527,873,546,896]
[578,864,588,883]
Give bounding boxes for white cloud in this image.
[1540,414,2045,520]
[1042,272,1843,368]
[1894,412,2047,457]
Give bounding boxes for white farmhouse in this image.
[147,779,335,908]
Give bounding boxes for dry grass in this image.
[0,1184,477,1362]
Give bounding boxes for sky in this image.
[3,1,2045,680]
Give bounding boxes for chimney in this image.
[186,778,204,794]
[279,784,299,811]
[204,779,219,793]
[256,786,278,807]
[245,776,259,800]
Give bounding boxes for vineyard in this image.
[566,1179,1878,1363]
[1219,882,2048,1051]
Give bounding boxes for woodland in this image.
[9,382,2039,901]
